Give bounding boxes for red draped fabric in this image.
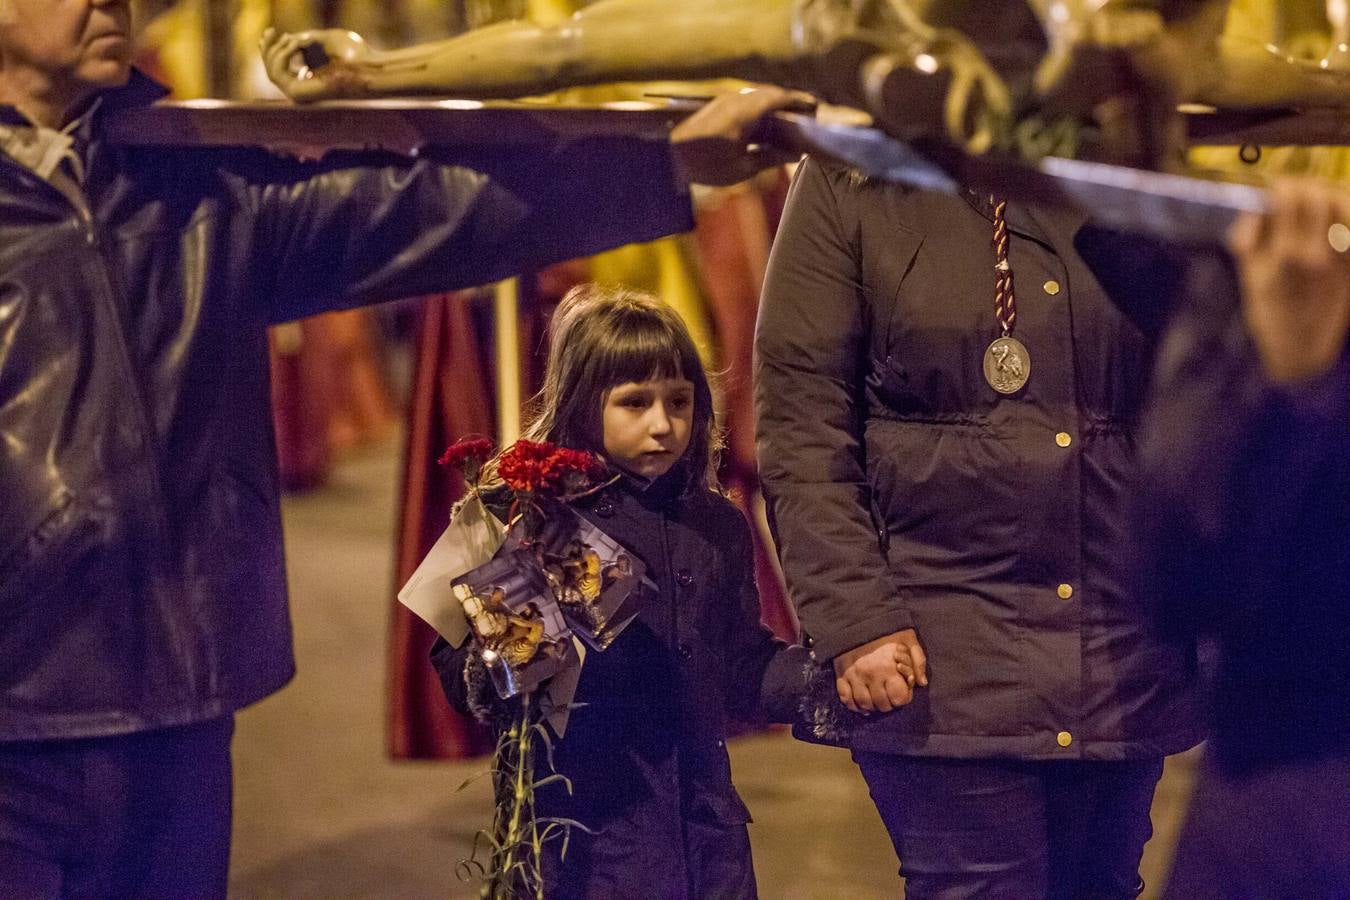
[387,293,497,759]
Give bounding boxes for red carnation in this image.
[438,437,496,486]
[498,441,602,496]
[497,440,557,494]
[544,447,604,493]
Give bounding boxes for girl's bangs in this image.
[591,318,694,388]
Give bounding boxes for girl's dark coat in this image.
[431,471,808,899]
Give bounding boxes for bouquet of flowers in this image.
[400,436,654,898]
[450,438,653,696]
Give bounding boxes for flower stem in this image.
[493,689,536,898]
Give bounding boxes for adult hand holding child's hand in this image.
[833,629,928,714]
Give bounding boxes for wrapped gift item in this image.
[534,505,655,651]
[398,490,506,648]
[452,548,575,698]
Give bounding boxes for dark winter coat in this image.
[0,71,692,741]
[432,470,810,899]
[754,156,1203,760]
[1094,239,1350,777]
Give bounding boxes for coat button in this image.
[677,643,694,661]
[676,570,694,588]
[1057,731,1073,748]
[1330,223,1350,253]
[1057,583,1074,600]
[1043,279,1061,296]
[1055,432,1073,448]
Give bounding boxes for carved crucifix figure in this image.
[260,1,1019,154]
[261,0,1350,167]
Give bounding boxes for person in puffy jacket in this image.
[433,285,841,899]
[755,157,1204,898]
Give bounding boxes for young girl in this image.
[432,284,813,899]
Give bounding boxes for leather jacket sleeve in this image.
[754,156,914,660]
[241,139,692,323]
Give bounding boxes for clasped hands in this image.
[833,629,928,715]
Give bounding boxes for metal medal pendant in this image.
[983,335,1031,395]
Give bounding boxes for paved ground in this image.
[228,435,1198,899]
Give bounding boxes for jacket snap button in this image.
[676,570,694,587]
[677,644,693,661]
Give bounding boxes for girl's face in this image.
[601,377,695,479]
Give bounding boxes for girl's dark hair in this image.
[521,284,721,494]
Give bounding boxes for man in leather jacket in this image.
[0,0,800,894]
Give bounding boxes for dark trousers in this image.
[1164,750,1350,900]
[0,717,234,900]
[854,752,1163,900]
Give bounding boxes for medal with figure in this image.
[983,195,1031,395]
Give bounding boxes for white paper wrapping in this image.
[397,492,506,647]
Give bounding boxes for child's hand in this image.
[894,643,918,688]
[833,629,927,714]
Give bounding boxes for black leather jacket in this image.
[0,73,692,741]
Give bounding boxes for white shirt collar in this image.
[0,98,101,183]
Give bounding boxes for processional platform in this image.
[105,98,1347,245]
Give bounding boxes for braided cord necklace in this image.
[982,196,1031,394]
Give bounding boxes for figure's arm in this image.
[262,2,822,103]
[261,3,1014,155]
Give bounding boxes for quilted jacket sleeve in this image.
[754,156,913,661]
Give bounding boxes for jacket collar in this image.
[961,188,1093,257]
[0,69,169,129]
[609,460,688,512]
[961,188,1057,249]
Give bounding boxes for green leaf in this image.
[537,815,595,834]
[457,768,495,792]
[529,773,569,790]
